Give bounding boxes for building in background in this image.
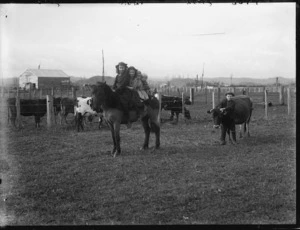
[19,69,70,89]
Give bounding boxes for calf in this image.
[74,96,103,132]
[154,94,191,122]
[7,98,47,128]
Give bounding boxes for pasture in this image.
[0,90,296,225]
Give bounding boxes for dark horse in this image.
[90,82,160,157]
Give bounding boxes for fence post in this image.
[190,88,194,105]
[28,84,31,99]
[182,92,185,121]
[212,90,215,108]
[217,87,221,104]
[287,87,291,116]
[72,87,76,99]
[16,88,21,128]
[205,87,208,104]
[157,93,161,124]
[279,85,284,105]
[46,95,54,127]
[264,89,268,120]
[39,88,43,99]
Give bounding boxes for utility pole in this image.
[230,74,233,86]
[201,63,205,88]
[102,49,105,82]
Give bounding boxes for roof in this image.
[26,69,69,78]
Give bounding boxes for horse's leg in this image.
[152,120,160,149]
[148,110,160,149]
[108,123,117,155]
[141,116,150,150]
[113,122,121,157]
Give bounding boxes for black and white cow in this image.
[74,96,103,132]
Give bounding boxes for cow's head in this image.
[184,96,192,105]
[207,108,224,128]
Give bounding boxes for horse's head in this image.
[90,81,112,112]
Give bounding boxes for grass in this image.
[0,92,296,225]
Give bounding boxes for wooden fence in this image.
[2,85,296,128]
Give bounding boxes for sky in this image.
[0,3,296,81]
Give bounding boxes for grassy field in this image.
[0,91,296,225]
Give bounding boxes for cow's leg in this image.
[170,111,174,121]
[141,116,150,150]
[175,112,179,123]
[246,121,250,137]
[230,123,237,145]
[113,122,121,157]
[239,125,243,138]
[98,116,103,129]
[80,115,84,131]
[35,116,40,128]
[59,112,62,125]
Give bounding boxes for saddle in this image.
[116,87,146,111]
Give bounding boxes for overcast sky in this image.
[0,3,296,80]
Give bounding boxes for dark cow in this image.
[58,97,76,124]
[7,98,47,128]
[155,93,192,122]
[207,95,253,145]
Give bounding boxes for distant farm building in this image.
[19,69,70,89]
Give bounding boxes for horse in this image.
[90,82,160,157]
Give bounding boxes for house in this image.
[19,69,70,89]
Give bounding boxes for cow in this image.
[7,98,47,128]
[74,96,103,132]
[207,95,253,145]
[154,93,191,122]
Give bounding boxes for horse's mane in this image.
[93,82,120,108]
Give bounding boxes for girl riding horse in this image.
[90,82,160,157]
